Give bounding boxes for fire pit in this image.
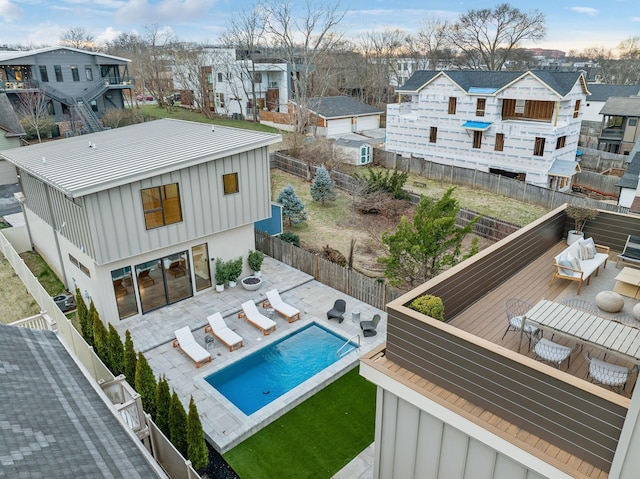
[241,276,262,291]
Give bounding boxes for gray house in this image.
[598,96,640,155]
[0,46,133,135]
[0,91,25,184]
[0,119,282,322]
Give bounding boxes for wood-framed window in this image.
[141,183,183,229]
[448,97,457,114]
[476,98,486,117]
[495,133,505,151]
[556,136,567,149]
[502,99,554,121]
[473,130,482,149]
[533,137,546,156]
[573,100,581,119]
[223,173,239,195]
[429,127,437,143]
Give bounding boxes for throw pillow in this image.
[580,243,595,260]
[558,258,575,276]
[567,254,581,271]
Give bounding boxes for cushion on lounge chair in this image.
[173,326,212,367]
[265,289,301,322]
[205,313,243,351]
[239,300,277,335]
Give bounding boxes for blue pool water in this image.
[204,323,357,415]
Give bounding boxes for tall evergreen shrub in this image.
[187,396,209,470]
[123,330,137,384]
[169,391,188,456]
[156,376,171,438]
[135,352,157,418]
[108,324,124,376]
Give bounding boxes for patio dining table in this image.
[524,299,640,364]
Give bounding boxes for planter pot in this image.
[215,284,224,292]
[228,280,237,288]
[241,276,263,291]
[567,230,584,245]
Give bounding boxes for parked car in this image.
[136,94,154,101]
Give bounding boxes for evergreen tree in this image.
[92,308,109,367]
[123,330,137,384]
[85,300,96,347]
[169,391,188,456]
[277,185,307,226]
[135,352,157,419]
[310,165,337,205]
[75,288,89,344]
[187,396,209,470]
[108,324,124,376]
[156,376,172,439]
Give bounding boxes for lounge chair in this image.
[263,289,301,322]
[327,299,346,323]
[239,300,277,335]
[204,313,243,351]
[617,235,640,268]
[137,268,155,287]
[502,298,539,350]
[167,259,186,278]
[360,314,381,337]
[172,326,212,368]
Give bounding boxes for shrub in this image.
[248,250,264,272]
[108,324,124,376]
[135,352,157,419]
[156,376,172,438]
[277,185,307,226]
[409,295,445,321]
[565,204,599,232]
[75,288,89,343]
[279,231,300,247]
[187,396,209,470]
[169,391,188,456]
[310,165,337,205]
[214,258,228,286]
[322,245,347,267]
[123,330,137,383]
[227,257,243,283]
[92,307,109,365]
[353,168,409,200]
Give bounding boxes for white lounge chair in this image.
[204,313,243,351]
[263,289,301,322]
[239,300,277,335]
[172,326,212,368]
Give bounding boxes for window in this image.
[476,98,486,117]
[429,127,437,143]
[69,254,90,277]
[39,66,49,82]
[252,72,262,83]
[448,97,457,114]
[85,65,93,81]
[90,100,98,112]
[533,137,546,156]
[629,118,638,127]
[501,99,554,122]
[71,65,80,82]
[223,173,239,195]
[141,183,182,229]
[54,65,63,82]
[556,136,566,149]
[216,92,225,108]
[514,99,525,114]
[495,133,504,151]
[473,130,482,149]
[217,72,223,82]
[573,100,581,119]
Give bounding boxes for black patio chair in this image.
[360,314,381,337]
[327,299,346,323]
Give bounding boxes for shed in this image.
[333,138,373,166]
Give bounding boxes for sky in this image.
[0,0,638,53]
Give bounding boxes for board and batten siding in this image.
[85,146,271,265]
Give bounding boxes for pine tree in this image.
[108,324,124,376]
[187,396,209,470]
[85,300,96,347]
[169,391,188,456]
[135,352,157,419]
[75,288,89,344]
[92,308,109,367]
[310,165,337,205]
[123,330,137,384]
[156,376,172,438]
[277,185,307,226]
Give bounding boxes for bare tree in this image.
[413,17,454,69]
[59,27,96,50]
[140,25,177,107]
[576,38,640,85]
[447,3,545,70]
[16,91,55,143]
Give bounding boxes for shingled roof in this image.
[0,324,165,478]
[600,96,640,116]
[306,96,383,118]
[587,84,640,102]
[617,151,640,190]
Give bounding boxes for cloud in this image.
[571,7,598,16]
[632,17,640,22]
[0,0,23,21]
[96,26,123,44]
[114,0,214,24]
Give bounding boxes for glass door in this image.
[111,266,138,320]
[192,243,211,291]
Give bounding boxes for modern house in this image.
[385,70,589,190]
[0,46,133,135]
[598,96,640,155]
[360,204,640,478]
[0,119,281,323]
[304,96,383,137]
[617,151,640,210]
[582,84,640,123]
[0,91,25,184]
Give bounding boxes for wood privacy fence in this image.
[255,229,404,310]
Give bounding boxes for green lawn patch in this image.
[20,251,65,296]
[224,367,375,479]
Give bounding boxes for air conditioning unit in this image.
[269,82,278,88]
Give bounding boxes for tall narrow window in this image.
[495,133,505,151]
[573,100,581,118]
[533,137,546,156]
[54,65,63,82]
[71,65,80,82]
[39,66,49,82]
[473,130,482,149]
[448,97,457,114]
[476,98,486,117]
[429,127,437,143]
[85,65,93,81]
[556,136,566,149]
[141,183,183,229]
[223,173,239,195]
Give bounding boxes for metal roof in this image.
[599,96,640,116]
[0,324,165,478]
[306,96,383,118]
[548,159,579,177]
[0,46,130,64]
[461,121,492,131]
[0,119,282,198]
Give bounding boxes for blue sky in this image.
[0,0,637,53]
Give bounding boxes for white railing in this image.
[9,312,57,331]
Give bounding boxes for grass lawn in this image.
[224,367,376,479]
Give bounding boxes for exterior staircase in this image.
[38,81,105,133]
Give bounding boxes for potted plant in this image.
[227,257,243,287]
[248,250,264,276]
[214,258,228,292]
[408,294,445,321]
[565,204,599,245]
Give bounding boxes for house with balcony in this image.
[598,96,640,155]
[386,70,589,190]
[360,204,640,478]
[0,119,281,323]
[582,84,640,123]
[0,46,133,135]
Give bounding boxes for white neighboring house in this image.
[583,84,640,123]
[303,96,383,137]
[386,70,589,190]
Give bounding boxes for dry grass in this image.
[0,257,41,324]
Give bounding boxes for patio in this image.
[114,256,387,452]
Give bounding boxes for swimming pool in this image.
[204,323,358,415]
